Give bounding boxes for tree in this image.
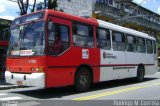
[44,0,47,9]
[17,0,28,15]
[16,0,58,15]
[48,0,58,10]
[31,0,36,12]
[17,0,36,15]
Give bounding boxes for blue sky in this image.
[0,0,159,20]
[133,0,160,14]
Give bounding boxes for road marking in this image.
[0,97,23,101]
[73,82,160,101]
[18,101,41,106]
[0,94,7,96]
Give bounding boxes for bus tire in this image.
[136,65,145,82]
[74,67,92,92]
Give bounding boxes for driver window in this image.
[48,23,70,55]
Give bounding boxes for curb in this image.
[0,84,26,90]
[0,85,19,90]
[0,79,27,90]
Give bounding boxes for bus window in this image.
[3,28,10,41]
[126,35,136,52]
[112,31,125,51]
[137,37,146,53]
[8,21,45,56]
[153,41,156,54]
[73,23,93,47]
[97,28,110,50]
[48,23,70,55]
[0,28,10,41]
[146,39,153,54]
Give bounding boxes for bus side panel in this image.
[93,67,100,83]
[100,49,128,81]
[46,47,100,88]
[127,52,156,76]
[126,52,141,77]
[46,67,76,87]
[45,15,100,88]
[144,54,156,75]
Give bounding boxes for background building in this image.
[94,0,160,38]
[57,0,96,17]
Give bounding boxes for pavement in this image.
[0,78,18,90]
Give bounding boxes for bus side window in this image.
[153,41,157,54]
[60,25,70,50]
[137,37,146,53]
[48,23,70,55]
[96,28,110,50]
[126,34,136,52]
[73,23,94,47]
[112,31,125,51]
[4,28,11,41]
[146,39,153,54]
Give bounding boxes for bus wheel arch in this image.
[74,65,93,92]
[136,64,145,82]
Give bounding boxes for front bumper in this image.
[5,71,45,88]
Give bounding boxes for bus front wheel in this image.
[136,65,145,82]
[74,67,92,92]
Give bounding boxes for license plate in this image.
[17,81,23,85]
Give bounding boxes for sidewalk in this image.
[0,78,18,90]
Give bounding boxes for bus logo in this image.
[82,49,89,59]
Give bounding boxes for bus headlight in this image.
[31,67,44,73]
[6,67,10,71]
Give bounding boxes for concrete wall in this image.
[57,0,96,17]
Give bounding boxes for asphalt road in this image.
[0,72,160,106]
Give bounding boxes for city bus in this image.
[5,10,157,92]
[0,28,10,78]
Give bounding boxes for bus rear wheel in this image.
[136,65,145,82]
[74,67,92,92]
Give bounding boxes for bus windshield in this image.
[8,21,45,56]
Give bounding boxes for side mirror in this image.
[48,22,53,31]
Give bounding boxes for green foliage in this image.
[17,0,36,15]
[48,0,58,10]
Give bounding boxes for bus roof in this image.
[98,20,156,40]
[46,10,98,26]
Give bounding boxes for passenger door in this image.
[46,16,72,87]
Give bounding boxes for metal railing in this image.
[95,3,160,31]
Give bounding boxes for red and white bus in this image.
[5,10,157,92]
[0,28,10,78]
